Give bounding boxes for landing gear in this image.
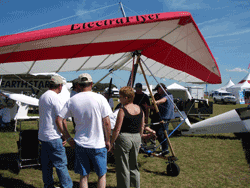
[166,161,180,177]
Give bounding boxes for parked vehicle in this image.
[213,90,236,104]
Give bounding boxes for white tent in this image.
[215,78,235,91]
[167,83,192,101]
[226,73,250,104]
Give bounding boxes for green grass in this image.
[0,101,249,187]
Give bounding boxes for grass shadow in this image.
[142,168,168,177]
[237,133,250,167]
[182,134,240,140]
[0,152,41,174]
[0,153,20,174]
[183,133,250,167]
[0,173,37,188]
[0,124,15,132]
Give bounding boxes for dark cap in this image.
[153,83,166,91]
[134,83,142,89]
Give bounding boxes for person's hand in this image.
[62,140,67,146]
[150,131,157,139]
[61,135,67,146]
[106,141,111,152]
[110,143,115,154]
[68,138,76,149]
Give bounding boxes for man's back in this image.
[38,90,62,141]
[60,91,112,148]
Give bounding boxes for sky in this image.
[0,0,250,92]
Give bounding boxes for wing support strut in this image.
[136,53,176,158]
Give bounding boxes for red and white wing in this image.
[0,12,221,84]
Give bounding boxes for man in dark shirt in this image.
[150,83,174,156]
[133,83,150,124]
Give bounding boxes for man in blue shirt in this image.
[150,83,174,156]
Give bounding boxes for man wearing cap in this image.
[38,75,73,188]
[56,73,112,188]
[150,83,174,156]
[133,83,150,124]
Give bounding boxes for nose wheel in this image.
[166,161,180,177]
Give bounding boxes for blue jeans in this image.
[151,121,169,152]
[40,138,73,188]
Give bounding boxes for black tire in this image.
[213,98,217,103]
[166,162,180,177]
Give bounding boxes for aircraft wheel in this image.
[166,162,180,177]
[213,98,217,103]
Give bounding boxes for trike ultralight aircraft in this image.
[1,10,248,175]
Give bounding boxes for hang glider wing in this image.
[0,12,221,84]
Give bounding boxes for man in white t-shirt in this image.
[38,75,73,188]
[56,73,112,188]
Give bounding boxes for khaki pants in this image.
[114,133,141,188]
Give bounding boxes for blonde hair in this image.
[119,86,135,103]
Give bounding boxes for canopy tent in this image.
[0,12,221,85]
[226,73,250,104]
[167,83,192,101]
[215,78,235,91]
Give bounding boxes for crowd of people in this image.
[38,73,174,188]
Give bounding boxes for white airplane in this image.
[0,73,72,131]
[179,107,250,135]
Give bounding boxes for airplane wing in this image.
[1,90,39,106]
[0,12,221,84]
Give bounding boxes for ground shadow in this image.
[182,133,250,167]
[236,133,250,167]
[142,168,168,177]
[0,153,20,174]
[0,124,15,132]
[182,134,240,140]
[0,173,37,188]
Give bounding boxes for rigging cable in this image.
[16,3,120,34]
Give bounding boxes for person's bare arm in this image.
[111,109,124,146]
[139,111,145,137]
[155,97,167,105]
[143,103,149,124]
[102,116,111,152]
[56,116,75,148]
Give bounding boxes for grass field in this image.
[0,100,249,188]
